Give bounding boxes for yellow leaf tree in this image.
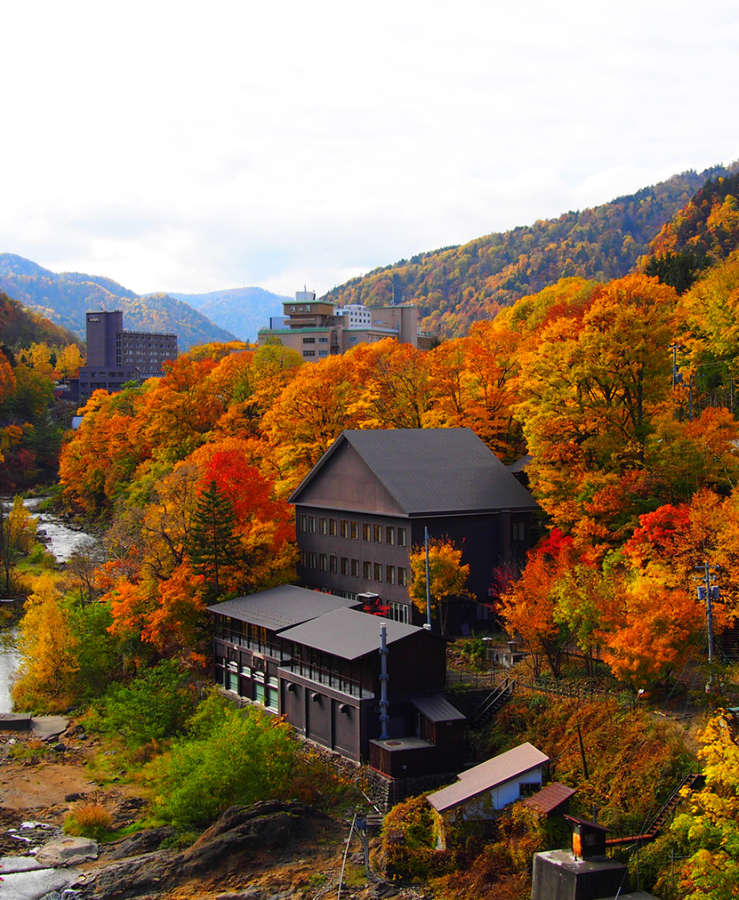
[409,538,472,635]
[11,573,79,713]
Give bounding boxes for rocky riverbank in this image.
[0,722,431,900]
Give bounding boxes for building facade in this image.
[209,585,465,775]
[77,310,177,402]
[290,428,539,629]
[258,290,433,360]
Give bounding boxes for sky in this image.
[2,0,738,298]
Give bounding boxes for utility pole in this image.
[695,561,719,691]
[424,525,432,630]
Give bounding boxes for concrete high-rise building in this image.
[77,310,177,403]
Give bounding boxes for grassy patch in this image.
[8,738,50,764]
[63,803,114,841]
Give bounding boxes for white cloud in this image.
[0,0,737,297]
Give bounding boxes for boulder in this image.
[36,835,98,866]
[179,800,315,876]
[72,849,179,898]
[103,826,176,860]
[72,800,329,899]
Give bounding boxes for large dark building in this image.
[77,310,177,403]
[289,428,539,629]
[209,585,465,776]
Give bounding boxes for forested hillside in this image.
[641,171,739,291]
[0,291,82,349]
[324,164,737,336]
[53,267,739,691]
[0,254,237,350]
[0,292,83,490]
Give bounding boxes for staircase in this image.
[469,677,515,728]
[606,772,704,847]
[643,772,704,835]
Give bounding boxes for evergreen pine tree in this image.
[188,480,239,598]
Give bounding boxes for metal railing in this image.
[281,661,367,699]
[215,631,290,662]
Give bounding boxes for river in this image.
[0,499,97,713]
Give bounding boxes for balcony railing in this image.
[215,631,290,663]
[279,661,370,699]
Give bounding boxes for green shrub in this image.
[460,637,488,671]
[67,600,122,702]
[87,659,197,748]
[146,692,297,828]
[382,795,456,879]
[27,542,55,567]
[8,738,49,763]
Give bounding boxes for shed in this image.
[427,742,549,848]
[523,782,576,817]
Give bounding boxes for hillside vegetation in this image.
[0,254,236,350]
[0,290,81,350]
[0,292,83,491]
[324,164,737,336]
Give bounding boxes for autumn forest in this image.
[1,170,738,899]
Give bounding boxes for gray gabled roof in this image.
[278,606,424,660]
[207,585,356,632]
[289,428,538,515]
[412,694,466,723]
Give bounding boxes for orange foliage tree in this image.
[499,529,580,678]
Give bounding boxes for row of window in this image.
[302,336,329,344]
[300,515,408,547]
[303,350,329,357]
[221,662,279,711]
[300,551,408,586]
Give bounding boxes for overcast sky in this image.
[2,0,737,297]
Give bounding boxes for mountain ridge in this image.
[323,163,739,336]
[0,257,237,351]
[170,286,290,341]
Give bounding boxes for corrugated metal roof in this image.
[290,428,538,515]
[412,694,466,723]
[207,585,356,632]
[427,743,549,813]
[278,607,423,660]
[523,782,575,815]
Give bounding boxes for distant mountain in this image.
[323,164,739,337]
[0,290,82,350]
[170,287,290,341]
[0,254,237,351]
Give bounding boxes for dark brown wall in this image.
[410,511,534,605]
[386,631,446,694]
[296,442,405,515]
[282,682,305,731]
[306,691,332,745]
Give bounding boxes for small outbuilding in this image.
[523,782,576,818]
[426,742,549,848]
